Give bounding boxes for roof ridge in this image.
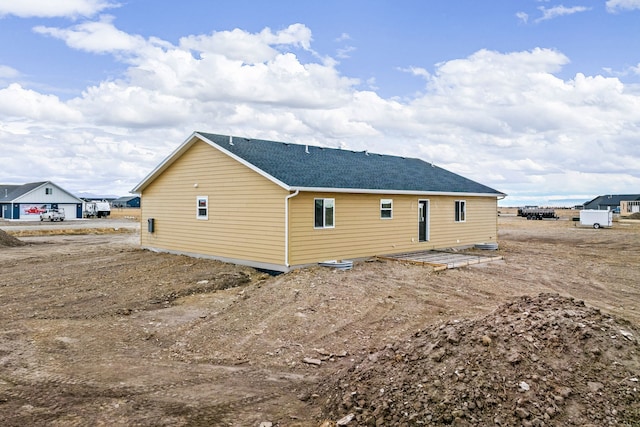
[196,132,504,196]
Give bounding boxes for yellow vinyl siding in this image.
[289,193,497,265]
[428,196,498,247]
[140,140,287,265]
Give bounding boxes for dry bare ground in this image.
[0,214,638,426]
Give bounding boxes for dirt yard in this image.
[0,215,639,426]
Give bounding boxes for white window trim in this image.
[380,198,393,219]
[455,200,466,223]
[196,195,208,220]
[314,198,335,229]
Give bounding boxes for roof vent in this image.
[364,150,369,156]
[229,135,234,146]
[305,145,309,154]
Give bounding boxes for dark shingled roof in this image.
[583,194,640,209]
[198,132,503,195]
[0,182,47,202]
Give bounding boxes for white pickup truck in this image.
[40,208,65,222]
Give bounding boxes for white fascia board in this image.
[132,132,292,194]
[17,181,83,203]
[290,186,505,198]
[196,133,291,191]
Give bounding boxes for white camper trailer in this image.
[579,209,613,229]
[83,201,111,218]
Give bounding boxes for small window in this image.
[196,196,208,220]
[380,199,393,219]
[45,187,53,195]
[314,198,335,228]
[455,200,466,222]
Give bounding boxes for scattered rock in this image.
[587,381,604,393]
[515,407,530,419]
[303,357,322,366]
[316,294,640,426]
[336,413,354,425]
[619,329,635,342]
[507,350,523,364]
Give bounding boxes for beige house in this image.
[132,132,505,272]
[620,199,640,216]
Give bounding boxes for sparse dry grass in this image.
[108,208,140,220]
[6,227,135,237]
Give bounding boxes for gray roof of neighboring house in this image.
[0,181,83,203]
[0,182,47,202]
[133,132,505,196]
[112,195,140,203]
[583,194,640,207]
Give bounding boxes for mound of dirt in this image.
[627,212,640,220]
[0,229,25,247]
[317,293,640,426]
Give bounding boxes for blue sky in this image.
[1,0,639,206]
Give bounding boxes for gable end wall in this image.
[140,140,288,267]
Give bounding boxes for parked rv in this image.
[83,201,111,218]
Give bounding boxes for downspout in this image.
[285,190,300,269]
[496,194,506,241]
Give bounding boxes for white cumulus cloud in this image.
[0,83,82,122]
[33,15,148,54]
[535,5,591,22]
[0,65,19,78]
[0,0,118,18]
[0,18,639,205]
[606,0,640,12]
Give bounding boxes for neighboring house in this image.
[132,132,506,272]
[0,181,83,220]
[582,194,640,212]
[620,198,640,216]
[81,197,116,204]
[112,196,141,208]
